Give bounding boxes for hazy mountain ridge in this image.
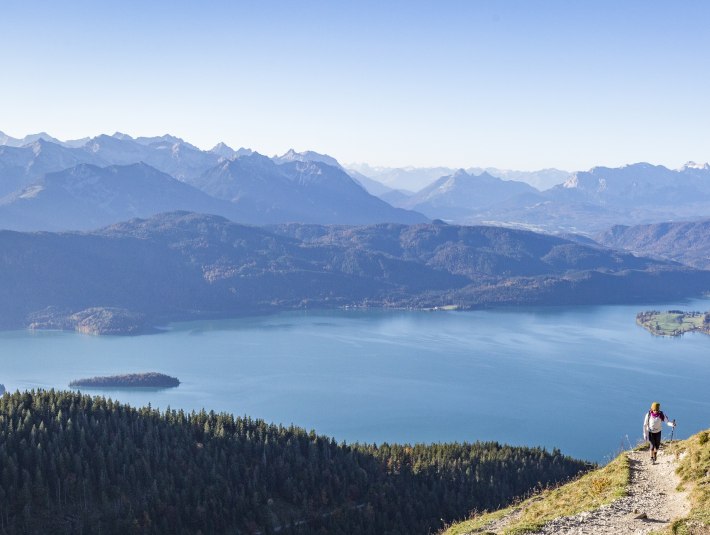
[0,132,237,197]
[0,163,247,231]
[3,131,710,234]
[0,130,89,148]
[468,166,571,190]
[83,133,222,181]
[394,169,539,221]
[597,218,710,270]
[346,163,570,191]
[273,148,342,168]
[559,162,710,207]
[189,154,427,225]
[461,162,710,233]
[0,139,106,197]
[346,163,456,192]
[2,211,707,333]
[0,137,426,229]
[346,162,710,233]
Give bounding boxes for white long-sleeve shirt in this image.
[643,411,674,439]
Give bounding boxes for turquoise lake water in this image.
[1,300,709,462]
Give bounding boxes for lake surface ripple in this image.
[2,299,709,462]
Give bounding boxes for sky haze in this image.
[2,0,709,171]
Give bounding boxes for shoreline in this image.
[12,296,710,336]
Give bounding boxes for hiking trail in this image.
[476,446,690,535]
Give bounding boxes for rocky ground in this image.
[478,446,690,535]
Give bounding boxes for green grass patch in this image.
[442,454,629,535]
[636,311,710,337]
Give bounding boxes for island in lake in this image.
[69,373,180,389]
[636,310,710,337]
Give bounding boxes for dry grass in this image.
[442,504,517,535]
[442,454,629,535]
[664,430,710,535]
[444,429,710,535]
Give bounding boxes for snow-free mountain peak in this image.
[134,134,189,147]
[111,132,134,141]
[210,142,235,158]
[273,149,342,169]
[0,131,63,147]
[82,134,147,161]
[209,142,253,160]
[395,169,538,220]
[22,132,64,146]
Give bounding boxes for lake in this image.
[1,300,709,462]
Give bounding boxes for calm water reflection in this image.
[1,299,709,462]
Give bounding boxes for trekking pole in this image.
[670,420,676,442]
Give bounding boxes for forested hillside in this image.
[0,390,588,534]
[597,218,710,270]
[3,212,710,333]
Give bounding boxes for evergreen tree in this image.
[0,390,589,534]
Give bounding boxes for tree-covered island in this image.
[636,310,710,337]
[69,372,180,388]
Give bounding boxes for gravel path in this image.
[531,448,689,535]
[473,446,689,535]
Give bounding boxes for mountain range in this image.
[189,153,425,225]
[349,161,710,234]
[346,163,570,191]
[0,130,89,148]
[451,162,710,233]
[2,211,709,333]
[392,169,539,221]
[0,163,245,231]
[4,130,710,240]
[0,134,426,230]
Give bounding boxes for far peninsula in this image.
[69,373,180,389]
[636,310,710,337]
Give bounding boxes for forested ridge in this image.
[3,212,710,333]
[0,390,589,534]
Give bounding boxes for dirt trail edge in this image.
[478,446,690,535]
[536,448,689,535]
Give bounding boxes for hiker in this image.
[643,402,675,463]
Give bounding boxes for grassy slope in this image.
[665,430,710,535]
[443,428,710,535]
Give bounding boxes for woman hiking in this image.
[643,402,676,463]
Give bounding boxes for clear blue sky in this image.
[2,0,709,170]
